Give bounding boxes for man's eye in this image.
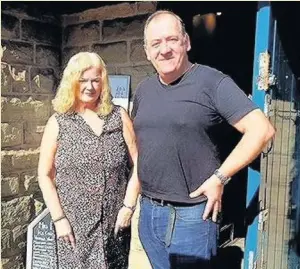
[152,43,159,48]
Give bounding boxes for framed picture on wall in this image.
[108,75,131,112]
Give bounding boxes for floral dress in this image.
[54,106,130,269]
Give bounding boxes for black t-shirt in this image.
[132,64,258,204]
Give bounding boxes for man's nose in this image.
[160,41,171,54]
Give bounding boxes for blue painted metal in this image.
[244,3,272,269]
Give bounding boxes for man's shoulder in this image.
[195,64,227,84]
[135,74,158,95]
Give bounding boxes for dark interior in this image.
[157,2,258,239]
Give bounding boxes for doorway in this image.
[157,1,259,267]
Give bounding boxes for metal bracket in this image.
[258,209,269,231]
[257,51,276,91]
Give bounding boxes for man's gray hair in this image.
[143,10,187,45]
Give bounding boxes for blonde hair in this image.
[144,10,187,45]
[52,52,113,116]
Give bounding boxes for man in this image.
[131,10,275,269]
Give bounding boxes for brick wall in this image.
[1,2,156,269]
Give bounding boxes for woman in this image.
[38,52,140,269]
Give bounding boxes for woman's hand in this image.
[54,218,76,250]
[114,206,134,238]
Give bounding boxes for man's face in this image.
[144,14,191,79]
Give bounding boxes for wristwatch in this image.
[213,169,231,185]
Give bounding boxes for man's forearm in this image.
[218,126,274,178]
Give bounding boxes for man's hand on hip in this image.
[189,175,224,222]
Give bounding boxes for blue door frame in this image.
[244,2,273,268]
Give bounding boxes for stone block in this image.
[1,122,23,148]
[136,2,157,14]
[1,152,13,173]
[30,68,58,94]
[64,21,100,46]
[102,15,147,42]
[1,254,25,269]
[106,66,116,75]
[24,120,47,146]
[1,63,12,94]
[1,40,34,64]
[1,229,12,255]
[62,3,137,25]
[12,225,27,249]
[11,65,30,93]
[1,174,20,198]
[1,2,60,24]
[36,45,60,67]
[21,171,40,195]
[21,20,61,45]
[118,65,156,95]
[1,196,33,228]
[11,149,40,170]
[130,39,147,63]
[62,46,90,68]
[1,97,51,122]
[1,13,20,39]
[34,199,45,216]
[92,42,127,65]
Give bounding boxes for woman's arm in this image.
[38,115,63,219]
[38,115,75,248]
[114,107,141,236]
[120,107,141,208]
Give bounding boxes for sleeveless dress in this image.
[54,106,130,269]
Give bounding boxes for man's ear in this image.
[144,44,151,61]
[185,33,191,52]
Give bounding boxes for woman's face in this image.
[77,67,102,105]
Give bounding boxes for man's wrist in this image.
[213,169,231,185]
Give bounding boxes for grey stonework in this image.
[1,13,20,39]
[130,39,147,63]
[92,42,128,64]
[63,20,101,46]
[62,45,90,67]
[1,2,157,269]
[36,45,60,67]
[1,40,34,65]
[102,15,148,42]
[21,20,61,45]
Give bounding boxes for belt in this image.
[141,194,198,207]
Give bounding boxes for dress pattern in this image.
[54,106,130,269]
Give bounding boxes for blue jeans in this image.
[138,196,218,269]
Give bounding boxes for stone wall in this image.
[61,1,156,99]
[1,3,60,269]
[1,2,156,269]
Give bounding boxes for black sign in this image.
[26,209,58,269]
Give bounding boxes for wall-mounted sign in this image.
[108,75,131,112]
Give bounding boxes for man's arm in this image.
[190,109,275,222]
